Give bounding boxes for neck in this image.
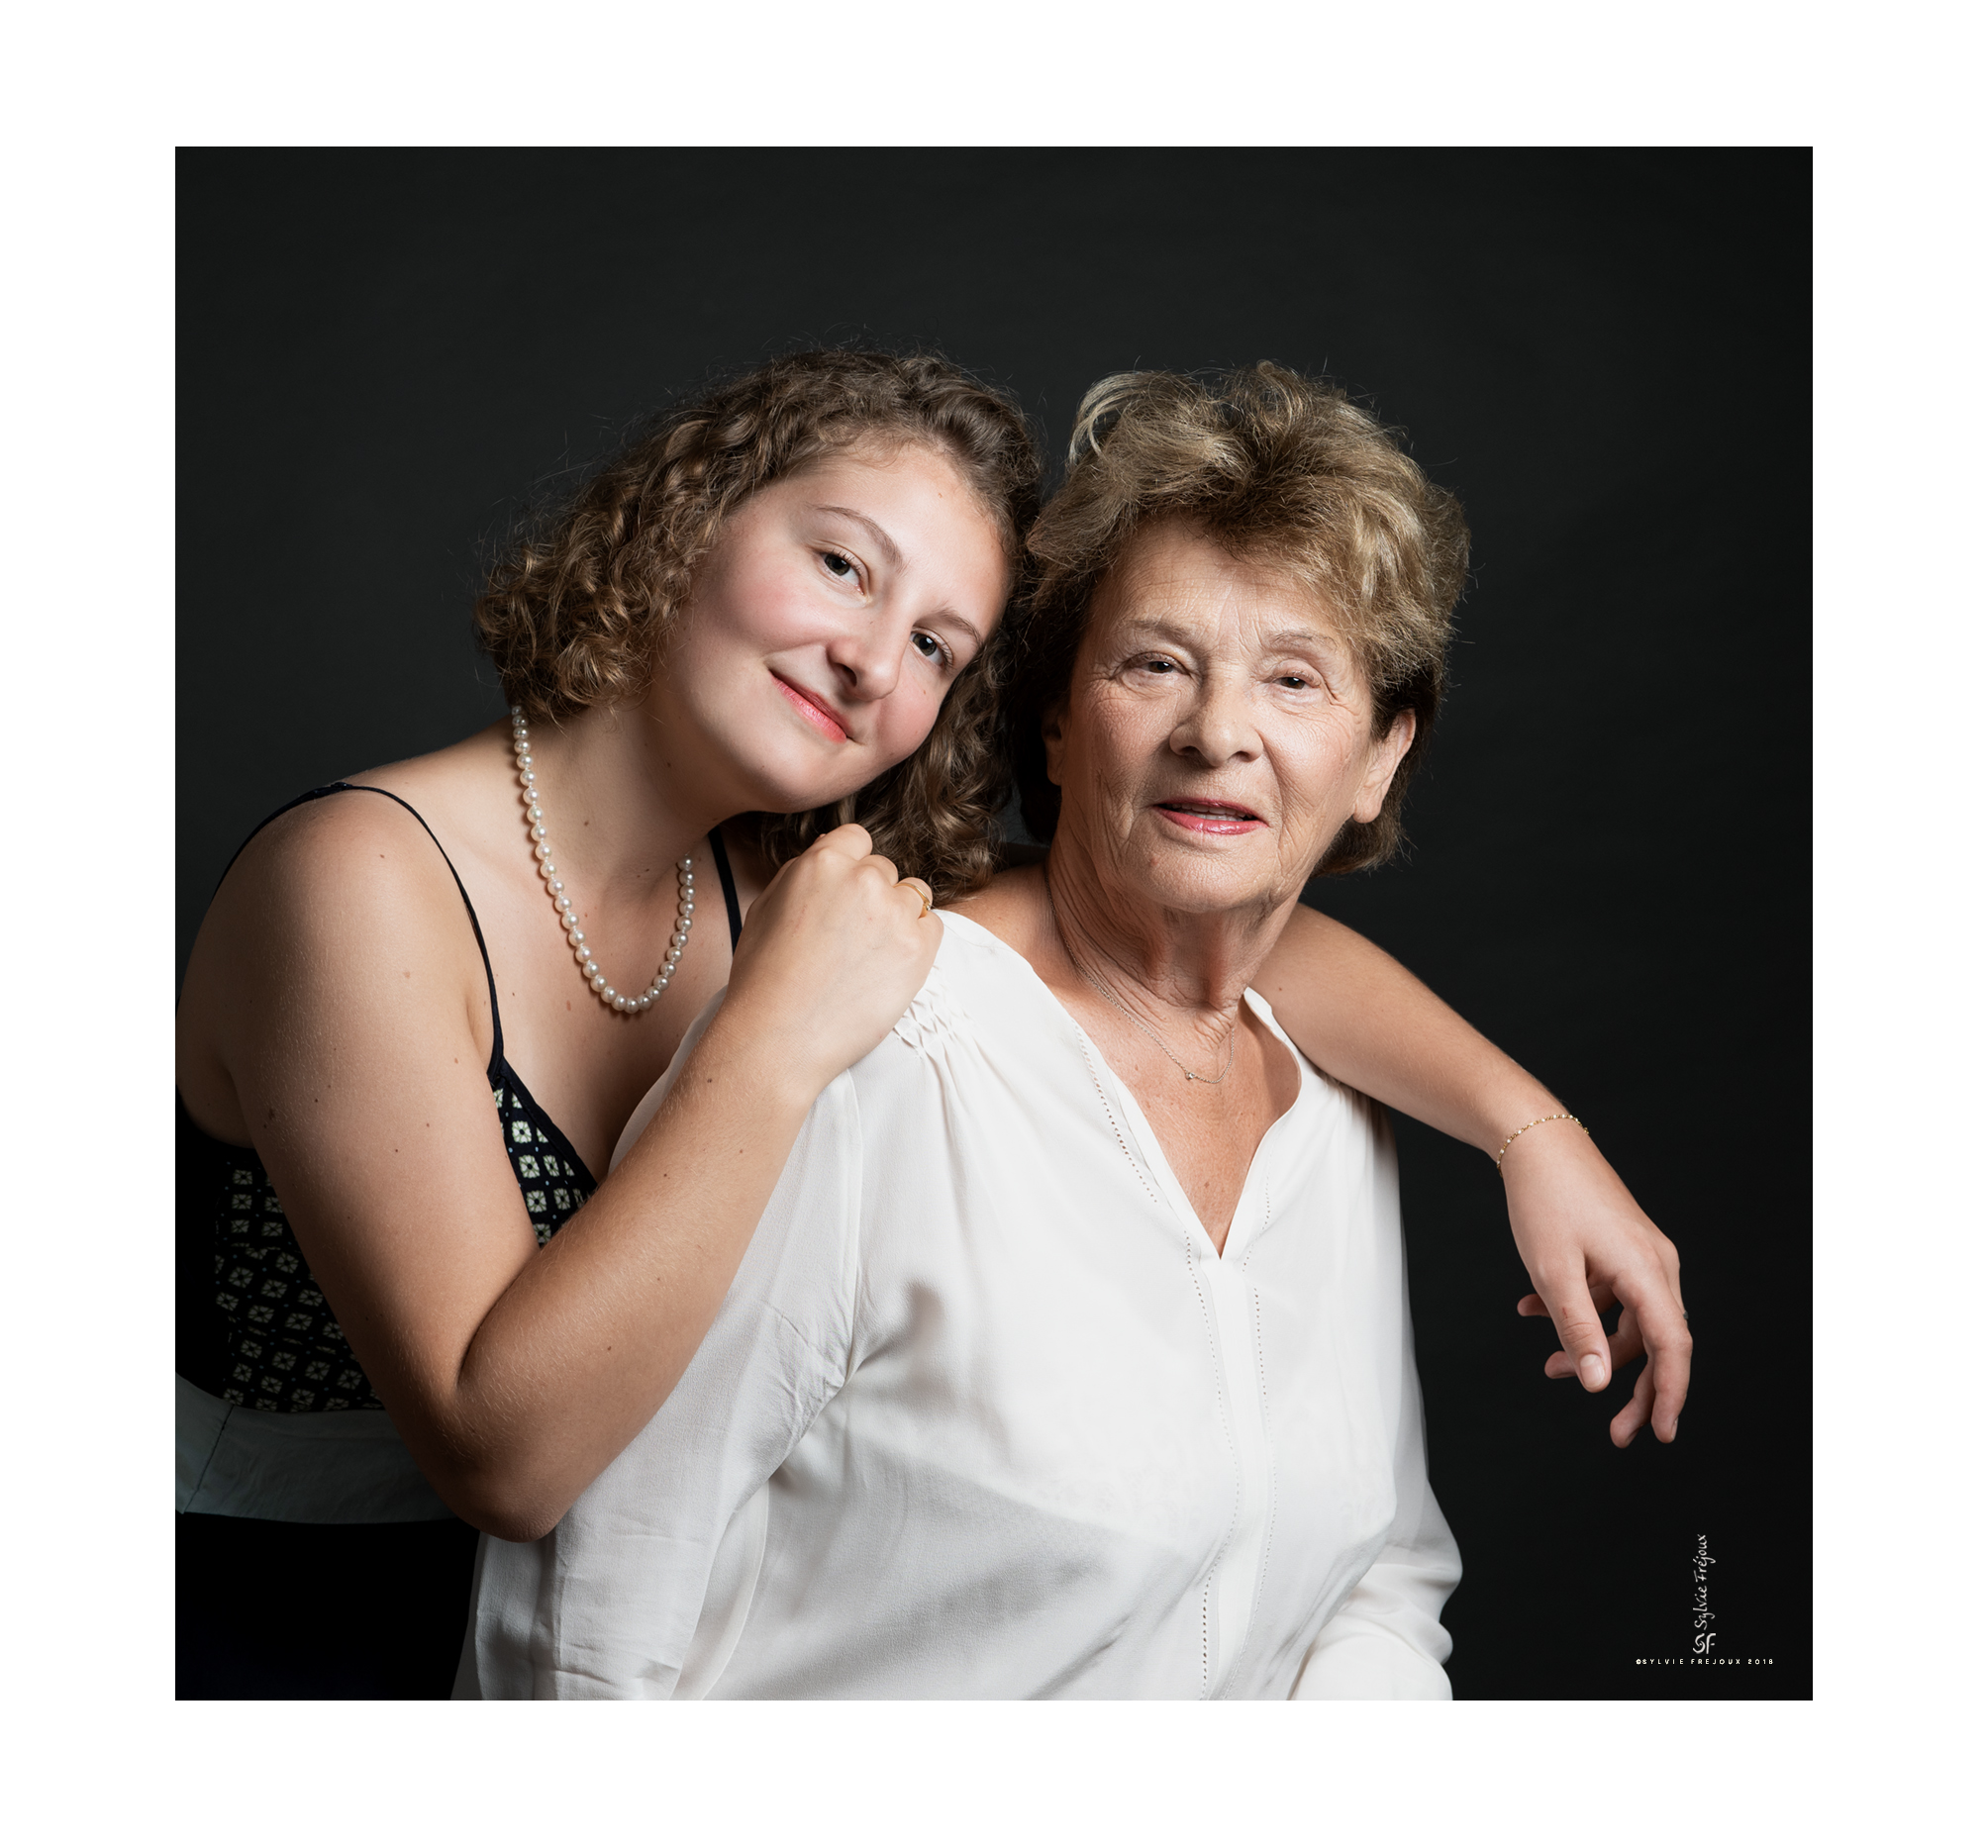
[517,702,735,904]
[1041,826,1300,1038]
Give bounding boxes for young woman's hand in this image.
[1500,1123,1691,1447]
[716,823,942,1094]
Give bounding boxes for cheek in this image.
[875,684,944,763]
[1273,722,1367,822]
[1080,689,1170,777]
[696,551,815,656]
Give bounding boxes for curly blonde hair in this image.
[474,350,1041,902]
[1006,362,1470,876]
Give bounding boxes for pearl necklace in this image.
[511,704,694,1015]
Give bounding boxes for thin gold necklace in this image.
[1044,878,1237,1084]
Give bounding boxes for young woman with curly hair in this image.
[177,351,1684,1700]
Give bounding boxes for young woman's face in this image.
[654,442,1012,816]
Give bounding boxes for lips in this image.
[1153,797,1265,836]
[771,673,850,743]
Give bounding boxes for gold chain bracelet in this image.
[1493,1112,1588,1170]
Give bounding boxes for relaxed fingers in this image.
[1610,1361,1657,1448]
[1622,1272,1691,1442]
[1543,1312,1643,1379]
[1538,1272,1613,1393]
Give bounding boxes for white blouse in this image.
[459,912,1460,1700]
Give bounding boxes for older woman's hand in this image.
[1499,1124,1689,1446]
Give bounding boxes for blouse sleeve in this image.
[468,1000,866,1701]
[1289,1272,1462,1701]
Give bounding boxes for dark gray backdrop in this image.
[178,147,1810,1698]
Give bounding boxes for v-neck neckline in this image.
[939,910,1312,1260]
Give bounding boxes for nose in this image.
[1169,669,1259,765]
[824,612,905,703]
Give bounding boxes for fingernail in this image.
[1578,1355,1607,1390]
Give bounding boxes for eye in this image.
[1141,657,1179,674]
[822,550,859,582]
[1275,673,1313,690]
[911,631,954,669]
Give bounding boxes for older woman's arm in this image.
[1254,903,1690,1448]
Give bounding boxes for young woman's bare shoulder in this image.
[185,786,482,1037]
[208,786,461,935]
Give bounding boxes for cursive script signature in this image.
[1691,1534,1717,1655]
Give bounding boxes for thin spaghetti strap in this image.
[708,827,744,952]
[214,782,507,1081]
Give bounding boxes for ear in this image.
[1041,702,1070,789]
[1350,711,1416,825]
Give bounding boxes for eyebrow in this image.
[1115,615,1343,655]
[812,503,989,652]
[812,505,903,571]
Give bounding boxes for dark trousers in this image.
[177,1512,482,1699]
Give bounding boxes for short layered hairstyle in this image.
[1008,363,1470,876]
[475,348,1041,902]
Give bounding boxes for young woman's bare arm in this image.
[1254,903,1690,1447]
[179,811,933,1540]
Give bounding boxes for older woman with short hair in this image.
[459,365,1532,1698]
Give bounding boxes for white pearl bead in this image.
[513,708,698,1012]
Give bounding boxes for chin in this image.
[1146,836,1311,915]
[742,754,871,819]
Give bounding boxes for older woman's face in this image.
[1044,521,1414,916]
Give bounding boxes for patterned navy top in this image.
[176,783,744,1414]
